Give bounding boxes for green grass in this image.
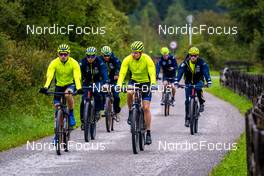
[206,78,252,176]
[210,70,220,77]
[0,91,127,151]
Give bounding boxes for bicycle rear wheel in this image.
[139,108,145,151]
[84,102,90,142]
[189,99,195,135]
[131,108,140,154]
[104,97,113,132]
[55,110,63,155]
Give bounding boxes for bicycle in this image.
[82,86,97,142]
[125,85,157,154]
[162,78,175,116]
[40,91,76,155]
[104,84,120,132]
[178,84,208,135]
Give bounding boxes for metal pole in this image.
[189,23,192,46]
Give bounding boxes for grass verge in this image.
[206,77,252,176]
[0,90,127,152]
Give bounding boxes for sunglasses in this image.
[59,53,69,57]
[86,55,96,59]
[103,55,110,57]
[190,55,198,58]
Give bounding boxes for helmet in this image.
[57,44,70,53]
[85,47,97,55]
[131,41,144,52]
[101,46,112,55]
[160,47,169,55]
[188,47,199,55]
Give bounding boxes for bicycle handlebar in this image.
[176,84,209,89]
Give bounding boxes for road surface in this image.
[0,85,244,176]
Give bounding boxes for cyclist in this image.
[175,47,212,127]
[79,47,109,130]
[99,46,122,120]
[117,41,156,145]
[39,44,82,129]
[156,47,178,106]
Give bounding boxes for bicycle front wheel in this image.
[83,102,90,142]
[189,99,195,135]
[104,97,113,132]
[63,114,70,152]
[131,108,140,154]
[164,92,170,116]
[55,110,63,155]
[139,108,145,151]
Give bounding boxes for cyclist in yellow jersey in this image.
[39,44,83,128]
[117,41,156,145]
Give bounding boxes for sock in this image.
[147,130,151,135]
[69,109,73,116]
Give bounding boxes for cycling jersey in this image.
[98,53,121,84]
[176,57,211,84]
[156,54,178,78]
[117,53,156,86]
[44,57,82,89]
[79,56,109,85]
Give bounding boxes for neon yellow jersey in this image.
[189,60,195,73]
[117,53,156,86]
[44,57,82,90]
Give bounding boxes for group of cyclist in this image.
[39,40,212,145]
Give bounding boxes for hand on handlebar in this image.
[39,87,48,94]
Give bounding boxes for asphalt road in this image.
[0,85,244,176]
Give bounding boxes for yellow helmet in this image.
[57,44,70,53]
[160,47,169,55]
[188,47,199,55]
[131,41,144,52]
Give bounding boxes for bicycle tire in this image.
[131,108,139,154]
[164,92,170,116]
[194,102,199,133]
[63,113,70,152]
[189,99,195,135]
[84,101,90,142]
[139,108,145,151]
[104,97,113,132]
[55,110,63,155]
[90,103,96,140]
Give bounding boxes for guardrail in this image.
[220,67,264,176]
[220,68,264,101]
[246,93,264,176]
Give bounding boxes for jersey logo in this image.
[196,65,201,73]
[162,61,166,65]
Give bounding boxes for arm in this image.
[98,59,109,84]
[44,60,56,88]
[156,59,161,78]
[114,57,121,76]
[202,61,212,83]
[73,60,82,90]
[147,57,157,85]
[117,57,129,87]
[176,62,186,82]
[172,56,178,71]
